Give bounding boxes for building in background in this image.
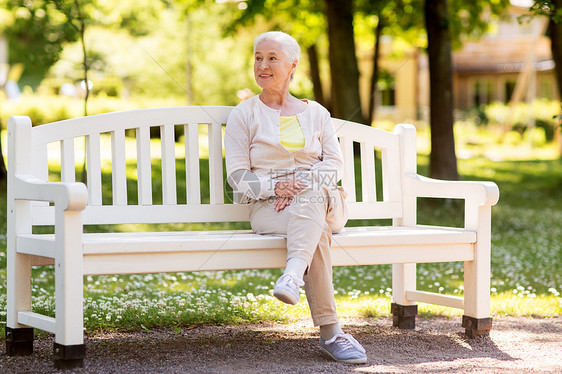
[364,1,555,123]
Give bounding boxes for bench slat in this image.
[20,226,475,276]
[31,204,248,225]
[33,144,49,181]
[331,243,474,267]
[22,226,475,255]
[360,142,376,202]
[136,127,153,205]
[341,135,356,202]
[30,200,406,226]
[208,122,224,204]
[111,129,128,205]
[186,123,201,204]
[61,138,75,183]
[382,138,401,203]
[84,248,289,275]
[86,134,103,206]
[161,124,177,205]
[32,144,49,207]
[80,243,474,276]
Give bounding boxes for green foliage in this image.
[0,93,186,125]
[97,0,165,37]
[484,99,560,141]
[449,0,512,45]
[39,2,266,105]
[526,0,562,23]
[228,0,326,47]
[0,0,79,87]
[354,0,511,50]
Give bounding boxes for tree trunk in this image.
[307,44,328,109]
[549,1,562,99]
[324,0,364,124]
[424,0,459,180]
[550,1,562,157]
[368,16,384,126]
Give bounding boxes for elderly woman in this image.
[225,31,367,364]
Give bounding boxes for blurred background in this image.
[0,0,560,130]
[1,0,561,186]
[0,0,560,331]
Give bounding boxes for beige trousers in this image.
[249,186,348,326]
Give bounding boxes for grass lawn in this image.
[0,129,561,336]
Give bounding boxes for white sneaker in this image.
[273,272,304,305]
[319,333,367,364]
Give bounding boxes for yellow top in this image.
[279,115,305,152]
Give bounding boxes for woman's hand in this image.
[274,180,307,211]
[273,196,293,212]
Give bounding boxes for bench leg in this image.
[391,263,417,329]
[462,315,492,338]
[6,200,34,356]
[463,205,493,338]
[391,303,418,329]
[6,327,34,356]
[54,209,85,368]
[54,343,86,370]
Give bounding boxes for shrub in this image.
[523,127,547,147]
[1,94,185,126]
[484,99,559,141]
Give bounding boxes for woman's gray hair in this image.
[254,31,301,64]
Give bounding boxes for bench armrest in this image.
[404,173,499,207]
[13,174,88,211]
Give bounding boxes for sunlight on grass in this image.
[335,294,562,319]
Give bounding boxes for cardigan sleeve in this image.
[225,108,277,203]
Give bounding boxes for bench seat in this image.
[17,226,476,275]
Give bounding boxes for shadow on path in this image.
[2,316,561,373]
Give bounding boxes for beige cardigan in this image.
[225,95,344,202]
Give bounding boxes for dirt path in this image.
[2,316,561,373]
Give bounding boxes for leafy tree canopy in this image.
[1,0,78,86]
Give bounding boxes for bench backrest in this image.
[17,106,416,226]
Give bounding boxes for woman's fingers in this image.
[275,180,308,198]
[274,196,292,212]
[273,178,310,211]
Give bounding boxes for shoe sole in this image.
[273,289,298,305]
[320,346,367,364]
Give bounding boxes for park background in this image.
[0,0,560,334]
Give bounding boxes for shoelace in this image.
[325,333,366,354]
[277,273,304,289]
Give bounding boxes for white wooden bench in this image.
[6,106,499,369]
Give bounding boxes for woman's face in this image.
[254,39,297,91]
